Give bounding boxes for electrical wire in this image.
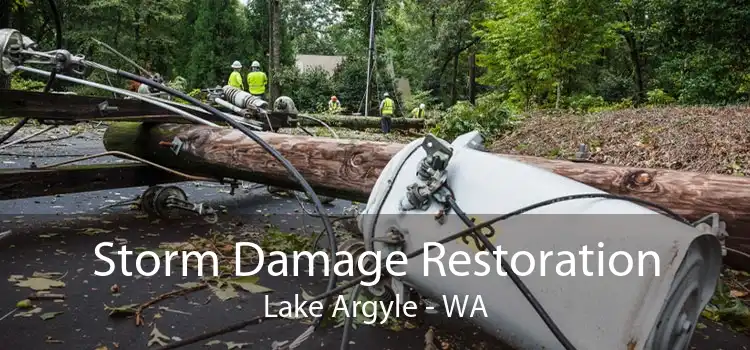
[32,151,218,182]
[113,70,340,330]
[298,115,340,139]
[15,66,220,128]
[90,37,152,77]
[446,193,571,349]
[340,284,363,350]
[160,192,689,350]
[15,129,80,144]
[140,94,265,130]
[727,247,750,260]
[0,125,57,150]
[0,118,31,145]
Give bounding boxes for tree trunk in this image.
[468,49,476,105]
[451,52,459,105]
[299,115,433,131]
[269,0,281,101]
[103,122,750,241]
[0,0,11,90]
[621,13,645,106]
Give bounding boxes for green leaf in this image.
[210,284,239,301]
[176,282,204,289]
[14,307,42,317]
[225,342,250,349]
[40,311,64,320]
[79,228,112,236]
[229,276,273,294]
[300,289,315,301]
[205,340,221,346]
[16,299,32,309]
[15,277,65,291]
[7,274,24,282]
[104,303,139,316]
[148,326,170,347]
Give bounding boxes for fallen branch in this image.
[157,316,268,350]
[28,293,65,300]
[135,282,208,326]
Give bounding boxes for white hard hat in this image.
[251,61,260,68]
[231,61,242,69]
[419,103,425,109]
[383,92,389,97]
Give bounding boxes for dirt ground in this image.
[490,106,750,175]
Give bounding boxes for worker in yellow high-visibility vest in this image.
[410,103,426,118]
[227,61,244,90]
[379,92,394,133]
[246,61,268,99]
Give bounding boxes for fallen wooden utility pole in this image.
[104,122,750,263]
[300,114,434,131]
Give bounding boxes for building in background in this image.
[295,55,345,76]
[294,54,413,107]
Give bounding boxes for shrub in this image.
[11,74,46,91]
[430,92,516,141]
[646,88,676,106]
[277,65,334,113]
[568,94,607,113]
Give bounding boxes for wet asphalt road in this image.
[0,125,748,350]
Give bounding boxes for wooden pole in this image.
[103,122,750,263]
[299,115,433,131]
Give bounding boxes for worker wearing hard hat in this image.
[379,92,395,133]
[228,61,244,90]
[138,73,164,94]
[410,103,426,118]
[328,96,341,113]
[246,61,268,99]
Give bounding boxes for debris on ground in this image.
[40,311,64,320]
[490,106,750,175]
[703,268,750,333]
[14,275,66,291]
[147,326,171,347]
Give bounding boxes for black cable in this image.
[447,193,572,349]
[0,118,30,144]
[298,126,316,137]
[1,0,64,145]
[118,71,339,329]
[0,70,58,147]
[340,284,363,350]
[167,192,688,350]
[48,0,62,50]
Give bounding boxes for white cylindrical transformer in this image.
[358,131,722,350]
[222,85,268,110]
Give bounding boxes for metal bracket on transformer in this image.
[399,134,454,212]
[170,137,183,155]
[691,213,729,256]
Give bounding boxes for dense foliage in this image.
[3,0,749,135]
